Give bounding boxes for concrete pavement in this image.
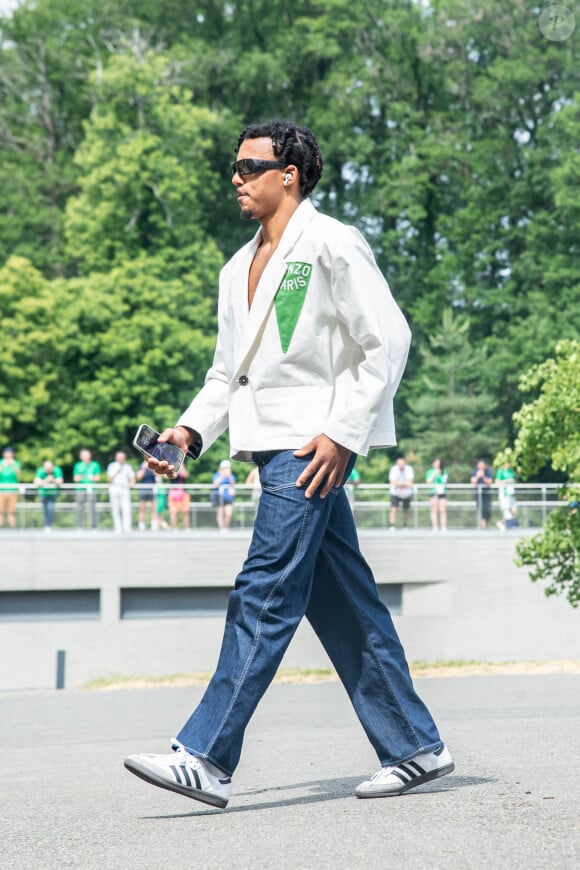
[2,674,578,869]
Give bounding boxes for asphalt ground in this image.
[2,674,578,869]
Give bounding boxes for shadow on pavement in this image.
[141,772,494,819]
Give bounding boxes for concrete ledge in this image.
[1,530,579,690]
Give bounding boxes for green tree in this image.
[0,0,243,272]
[2,0,580,480]
[0,0,137,275]
[500,341,580,607]
[0,251,222,476]
[64,42,235,276]
[52,253,220,463]
[0,30,230,476]
[0,257,61,471]
[406,309,503,480]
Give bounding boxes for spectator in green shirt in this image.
[495,462,518,531]
[73,448,101,530]
[470,460,494,529]
[345,466,360,509]
[426,458,448,531]
[34,460,64,530]
[0,446,21,528]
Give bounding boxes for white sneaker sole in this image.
[355,760,455,798]
[124,756,229,808]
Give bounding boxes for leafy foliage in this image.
[0,0,579,491]
[0,257,61,462]
[508,341,580,481]
[0,252,222,473]
[516,505,580,609]
[406,308,503,481]
[501,341,580,607]
[64,46,234,274]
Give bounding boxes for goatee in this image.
[240,208,253,221]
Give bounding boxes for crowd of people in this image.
[1,443,519,533]
[0,445,251,533]
[387,455,519,532]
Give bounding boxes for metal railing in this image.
[348,483,564,531]
[0,482,566,532]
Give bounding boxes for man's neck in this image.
[258,198,301,249]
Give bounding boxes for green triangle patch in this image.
[274,261,313,352]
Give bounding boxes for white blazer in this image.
[177,200,411,461]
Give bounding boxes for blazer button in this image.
[238,375,249,386]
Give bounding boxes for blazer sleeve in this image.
[323,228,411,452]
[176,334,230,454]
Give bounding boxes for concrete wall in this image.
[1,529,578,691]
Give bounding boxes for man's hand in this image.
[294,434,352,499]
[146,426,194,479]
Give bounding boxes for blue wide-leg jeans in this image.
[177,450,442,776]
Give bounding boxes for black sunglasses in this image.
[231,158,287,177]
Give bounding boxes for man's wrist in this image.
[175,425,203,460]
[174,425,196,446]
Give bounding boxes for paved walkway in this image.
[2,675,578,869]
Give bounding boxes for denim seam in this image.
[319,539,424,756]
[203,494,313,760]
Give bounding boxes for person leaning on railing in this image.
[426,458,448,532]
[0,446,21,529]
[33,459,64,531]
[470,460,494,529]
[73,448,102,530]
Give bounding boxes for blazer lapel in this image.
[234,200,317,372]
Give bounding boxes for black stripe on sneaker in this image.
[390,767,413,784]
[398,764,420,780]
[180,766,192,788]
[408,760,426,775]
[170,765,183,785]
[192,769,202,790]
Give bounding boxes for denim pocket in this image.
[258,451,309,493]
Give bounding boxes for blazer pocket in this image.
[256,385,334,437]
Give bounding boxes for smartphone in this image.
[133,423,186,473]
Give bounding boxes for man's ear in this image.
[282,164,298,186]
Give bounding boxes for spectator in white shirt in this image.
[107,451,136,533]
[388,456,414,530]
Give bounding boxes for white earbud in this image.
[284,173,292,185]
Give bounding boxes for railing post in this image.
[56,650,66,690]
[541,484,547,526]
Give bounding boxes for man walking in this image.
[124,119,453,807]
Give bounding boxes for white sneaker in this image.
[355,744,454,798]
[124,742,231,808]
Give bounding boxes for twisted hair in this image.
[236,119,323,197]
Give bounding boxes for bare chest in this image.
[247,244,274,309]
